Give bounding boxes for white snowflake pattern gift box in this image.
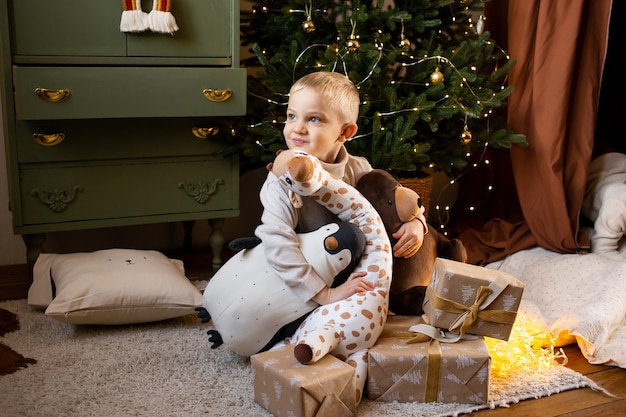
[251,344,356,417]
[422,258,525,341]
[366,336,490,404]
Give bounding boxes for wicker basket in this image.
[398,175,433,215]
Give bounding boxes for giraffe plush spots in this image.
[270,150,393,403]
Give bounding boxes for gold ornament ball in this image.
[398,37,411,48]
[346,38,360,52]
[302,19,315,33]
[430,68,444,85]
[460,129,473,145]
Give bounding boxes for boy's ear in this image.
[339,122,358,142]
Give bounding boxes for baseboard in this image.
[0,248,232,302]
[0,264,32,301]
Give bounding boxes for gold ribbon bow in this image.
[427,285,517,337]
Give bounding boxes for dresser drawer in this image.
[9,0,232,59]
[19,157,239,226]
[13,66,246,120]
[126,0,232,59]
[16,118,231,163]
[9,0,125,57]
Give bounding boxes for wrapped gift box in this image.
[380,314,427,339]
[422,258,524,341]
[367,336,490,404]
[251,344,356,417]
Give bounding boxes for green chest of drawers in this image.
[0,0,245,266]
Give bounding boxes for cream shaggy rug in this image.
[0,298,603,417]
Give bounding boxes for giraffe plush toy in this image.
[270,149,393,403]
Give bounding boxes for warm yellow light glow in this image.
[485,312,567,377]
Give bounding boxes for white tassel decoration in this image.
[120,0,149,33]
[148,0,179,34]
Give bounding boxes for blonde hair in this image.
[289,72,360,124]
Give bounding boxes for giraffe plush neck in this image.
[272,149,392,286]
[271,149,393,403]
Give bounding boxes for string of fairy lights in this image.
[248,1,513,234]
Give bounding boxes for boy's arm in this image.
[255,177,328,303]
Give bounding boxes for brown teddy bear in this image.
[356,169,468,315]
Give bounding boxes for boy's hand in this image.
[392,218,426,258]
[312,271,373,305]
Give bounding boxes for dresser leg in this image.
[208,218,225,269]
[23,233,46,268]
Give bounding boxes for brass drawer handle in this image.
[202,88,233,102]
[33,133,65,146]
[192,127,219,138]
[35,88,71,103]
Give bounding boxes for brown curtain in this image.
[456,0,613,265]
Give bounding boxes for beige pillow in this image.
[28,249,203,325]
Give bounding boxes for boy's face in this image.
[283,87,355,163]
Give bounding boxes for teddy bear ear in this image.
[289,190,303,208]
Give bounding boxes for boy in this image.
[256,71,427,306]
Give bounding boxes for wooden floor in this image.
[1,249,624,417]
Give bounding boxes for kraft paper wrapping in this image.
[422,258,524,341]
[367,336,491,404]
[379,314,428,339]
[251,345,357,417]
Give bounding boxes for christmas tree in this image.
[230,0,526,177]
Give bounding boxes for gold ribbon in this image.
[424,339,442,402]
[427,285,517,337]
